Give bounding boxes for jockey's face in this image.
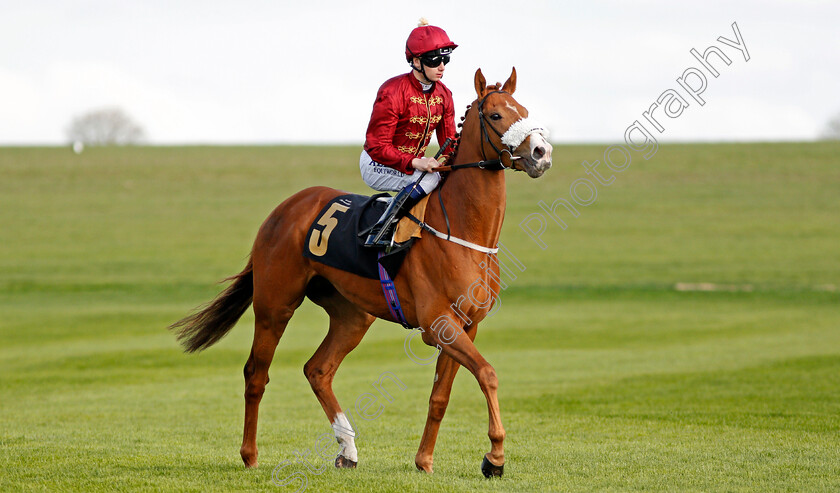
[412,57,446,82]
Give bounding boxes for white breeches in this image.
[359,150,441,194]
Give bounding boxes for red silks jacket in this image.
[363,73,456,174]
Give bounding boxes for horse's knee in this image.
[428,395,449,421]
[244,381,266,401]
[303,362,331,392]
[476,365,498,393]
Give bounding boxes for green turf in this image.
[1,143,838,492]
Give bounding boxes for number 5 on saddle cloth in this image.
[303,192,426,283]
[302,193,428,328]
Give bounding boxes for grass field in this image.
[1,143,838,492]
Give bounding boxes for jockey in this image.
[360,18,458,247]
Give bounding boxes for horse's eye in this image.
[490,113,502,121]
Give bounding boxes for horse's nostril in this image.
[533,146,545,160]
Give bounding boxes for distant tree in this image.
[65,107,146,145]
[820,113,840,140]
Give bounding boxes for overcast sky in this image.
[1,0,838,145]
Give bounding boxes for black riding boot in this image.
[364,185,424,248]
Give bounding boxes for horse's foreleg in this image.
[414,324,476,474]
[420,319,506,478]
[305,294,374,468]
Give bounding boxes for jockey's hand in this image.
[411,157,440,173]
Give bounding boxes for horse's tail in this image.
[169,258,254,353]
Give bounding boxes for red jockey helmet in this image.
[405,19,458,61]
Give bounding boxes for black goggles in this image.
[420,54,450,68]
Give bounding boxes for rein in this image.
[431,158,507,173]
[433,90,523,173]
[411,88,547,253]
[421,91,520,253]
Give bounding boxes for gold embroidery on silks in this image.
[405,131,422,140]
[409,115,442,125]
[397,145,418,154]
[410,96,442,106]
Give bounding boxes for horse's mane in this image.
[448,82,503,164]
[446,102,473,165]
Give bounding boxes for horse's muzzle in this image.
[524,137,552,178]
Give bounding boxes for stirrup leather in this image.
[364,187,420,248]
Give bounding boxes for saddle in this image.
[302,193,429,280]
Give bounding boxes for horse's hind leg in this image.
[304,285,375,468]
[240,272,307,468]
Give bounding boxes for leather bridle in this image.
[477,90,521,169]
[434,90,523,173]
[429,91,528,242]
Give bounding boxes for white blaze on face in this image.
[504,102,523,118]
[332,412,358,462]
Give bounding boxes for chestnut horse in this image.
[170,68,552,477]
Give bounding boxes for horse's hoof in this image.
[335,455,357,469]
[481,456,504,478]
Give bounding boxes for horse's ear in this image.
[474,68,487,98]
[502,67,517,94]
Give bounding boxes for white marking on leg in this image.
[332,412,358,462]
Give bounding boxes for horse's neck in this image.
[437,148,507,249]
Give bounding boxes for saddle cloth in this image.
[302,193,429,280]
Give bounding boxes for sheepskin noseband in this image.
[501,118,550,149]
